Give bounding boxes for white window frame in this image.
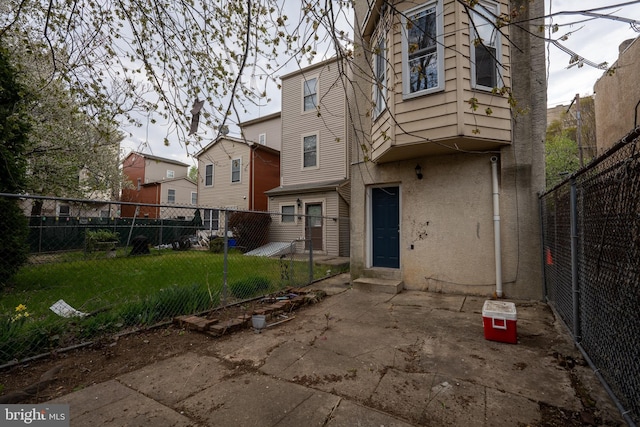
[231,158,242,183]
[469,0,501,91]
[167,188,176,204]
[167,169,175,179]
[281,204,296,223]
[258,133,266,145]
[401,0,445,99]
[59,204,70,216]
[302,133,319,169]
[372,33,387,119]
[191,192,197,205]
[204,209,220,231]
[303,76,318,112]
[204,163,214,187]
[137,178,141,191]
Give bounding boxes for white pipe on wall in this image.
[491,156,503,298]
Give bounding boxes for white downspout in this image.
[491,156,503,298]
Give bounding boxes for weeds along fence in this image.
[540,128,640,426]
[0,195,350,366]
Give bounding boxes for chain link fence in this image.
[540,128,640,426]
[0,194,349,366]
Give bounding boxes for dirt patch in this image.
[0,325,216,404]
[0,289,325,404]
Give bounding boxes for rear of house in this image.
[350,0,546,299]
[121,152,193,218]
[195,136,280,236]
[266,57,351,257]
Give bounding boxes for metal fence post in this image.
[307,215,313,284]
[539,195,548,299]
[222,210,228,306]
[570,177,581,341]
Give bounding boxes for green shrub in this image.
[229,276,270,299]
[85,229,120,252]
[208,237,225,253]
[0,199,29,289]
[0,307,66,364]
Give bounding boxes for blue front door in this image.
[372,186,400,268]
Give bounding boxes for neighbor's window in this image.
[59,205,70,216]
[167,169,175,178]
[281,205,295,223]
[231,158,241,183]
[204,209,219,230]
[373,35,387,118]
[137,178,141,191]
[402,1,444,97]
[259,133,266,145]
[167,189,176,204]
[470,1,501,90]
[303,77,317,111]
[191,192,197,205]
[303,134,318,168]
[205,163,213,186]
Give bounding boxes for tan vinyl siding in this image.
[158,178,197,218]
[241,113,282,151]
[196,140,250,210]
[268,195,306,252]
[268,192,344,256]
[370,0,511,162]
[281,59,348,186]
[144,159,188,183]
[459,0,511,139]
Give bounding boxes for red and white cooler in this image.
[482,300,517,344]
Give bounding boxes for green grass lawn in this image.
[0,250,322,364]
[3,250,316,319]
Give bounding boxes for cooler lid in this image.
[482,300,517,320]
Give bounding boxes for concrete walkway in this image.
[49,274,623,426]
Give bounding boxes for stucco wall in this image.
[594,37,640,153]
[351,0,546,299]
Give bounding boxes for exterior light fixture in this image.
[296,198,302,208]
[415,164,423,180]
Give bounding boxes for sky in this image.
[119,1,640,167]
[545,0,640,108]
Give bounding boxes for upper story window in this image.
[401,1,444,98]
[303,77,317,111]
[231,158,241,183]
[259,133,266,145]
[191,192,197,205]
[167,188,176,204]
[303,134,318,168]
[373,35,387,119]
[167,169,175,178]
[470,1,501,90]
[137,178,142,191]
[205,163,213,187]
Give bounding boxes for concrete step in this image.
[353,277,404,294]
[361,268,402,281]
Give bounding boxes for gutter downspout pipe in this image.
[491,156,503,298]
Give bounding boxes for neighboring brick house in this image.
[349,0,546,299]
[265,57,351,257]
[594,37,640,154]
[195,131,280,232]
[121,152,196,218]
